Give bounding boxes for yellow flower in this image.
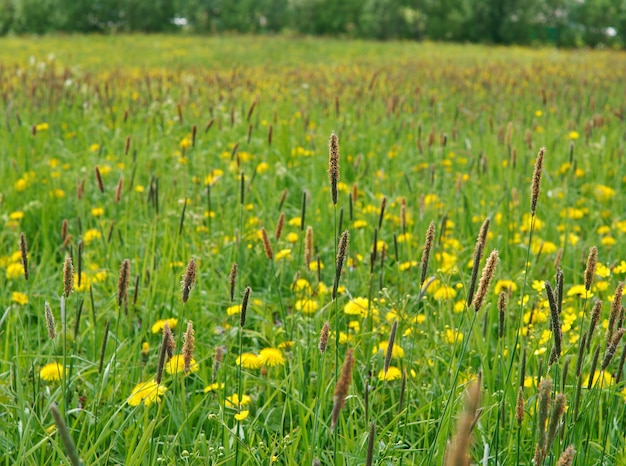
[165,354,199,375]
[433,285,457,301]
[614,261,626,274]
[258,348,285,367]
[40,363,67,382]
[225,393,251,408]
[50,189,65,198]
[151,318,178,334]
[583,370,613,388]
[595,263,610,278]
[442,329,463,345]
[234,410,249,421]
[256,162,269,173]
[141,342,150,356]
[127,380,167,406]
[204,169,224,186]
[36,122,49,131]
[83,228,102,245]
[344,297,371,317]
[9,211,24,220]
[237,353,261,369]
[567,285,593,298]
[275,249,292,261]
[295,299,318,314]
[89,143,100,152]
[204,382,225,393]
[378,367,402,381]
[286,232,298,243]
[6,263,24,280]
[91,207,105,217]
[568,131,579,140]
[373,342,404,358]
[288,217,301,227]
[353,220,368,229]
[292,278,312,294]
[227,304,242,316]
[11,291,28,305]
[494,280,517,295]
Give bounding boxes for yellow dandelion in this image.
[11,291,28,305]
[494,279,518,295]
[225,393,251,408]
[83,228,102,245]
[344,297,371,317]
[442,329,463,345]
[378,367,402,381]
[127,380,167,406]
[166,354,199,375]
[234,410,249,421]
[567,285,593,298]
[6,262,25,280]
[227,304,243,316]
[295,299,318,314]
[374,342,405,358]
[151,318,178,334]
[286,232,298,243]
[91,207,104,217]
[204,382,225,393]
[258,348,285,367]
[40,362,67,382]
[237,353,261,369]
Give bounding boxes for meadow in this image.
[1,35,626,465]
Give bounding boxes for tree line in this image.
[1,0,625,48]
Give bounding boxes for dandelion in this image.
[204,382,224,393]
[237,353,261,369]
[151,318,178,334]
[259,348,285,367]
[166,354,199,375]
[11,291,28,305]
[127,380,167,406]
[295,298,319,314]
[40,362,67,382]
[234,410,249,421]
[6,262,24,280]
[378,366,402,381]
[226,393,251,408]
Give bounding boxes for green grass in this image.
[1,34,626,465]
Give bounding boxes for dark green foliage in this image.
[1,0,626,48]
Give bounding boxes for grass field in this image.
[1,35,626,465]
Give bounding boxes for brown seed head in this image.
[556,445,575,466]
[331,348,355,430]
[183,321,195,373]
[602,328,625,371]
[240,286,251,328]
[117,259,130,307]
[328,132,340,205]
[45,301,56,339]
[384,320,398,376]
[332,230,350,301]
[19,232,28,281]
[584,246,598,291]
[95,166,104,193]
[319,321,330,353]
[63,256,74,298]
[181,258,196,304]
[467,218,490,307]
[530,147,545,215]
[261,227,273,260]
[420,221,436,287]
[305,226,314,270]
[115,176,123,203]
[229,263,238,302]
[275,212,285,241]
[472,249,499,312]
[515,385,525,426]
